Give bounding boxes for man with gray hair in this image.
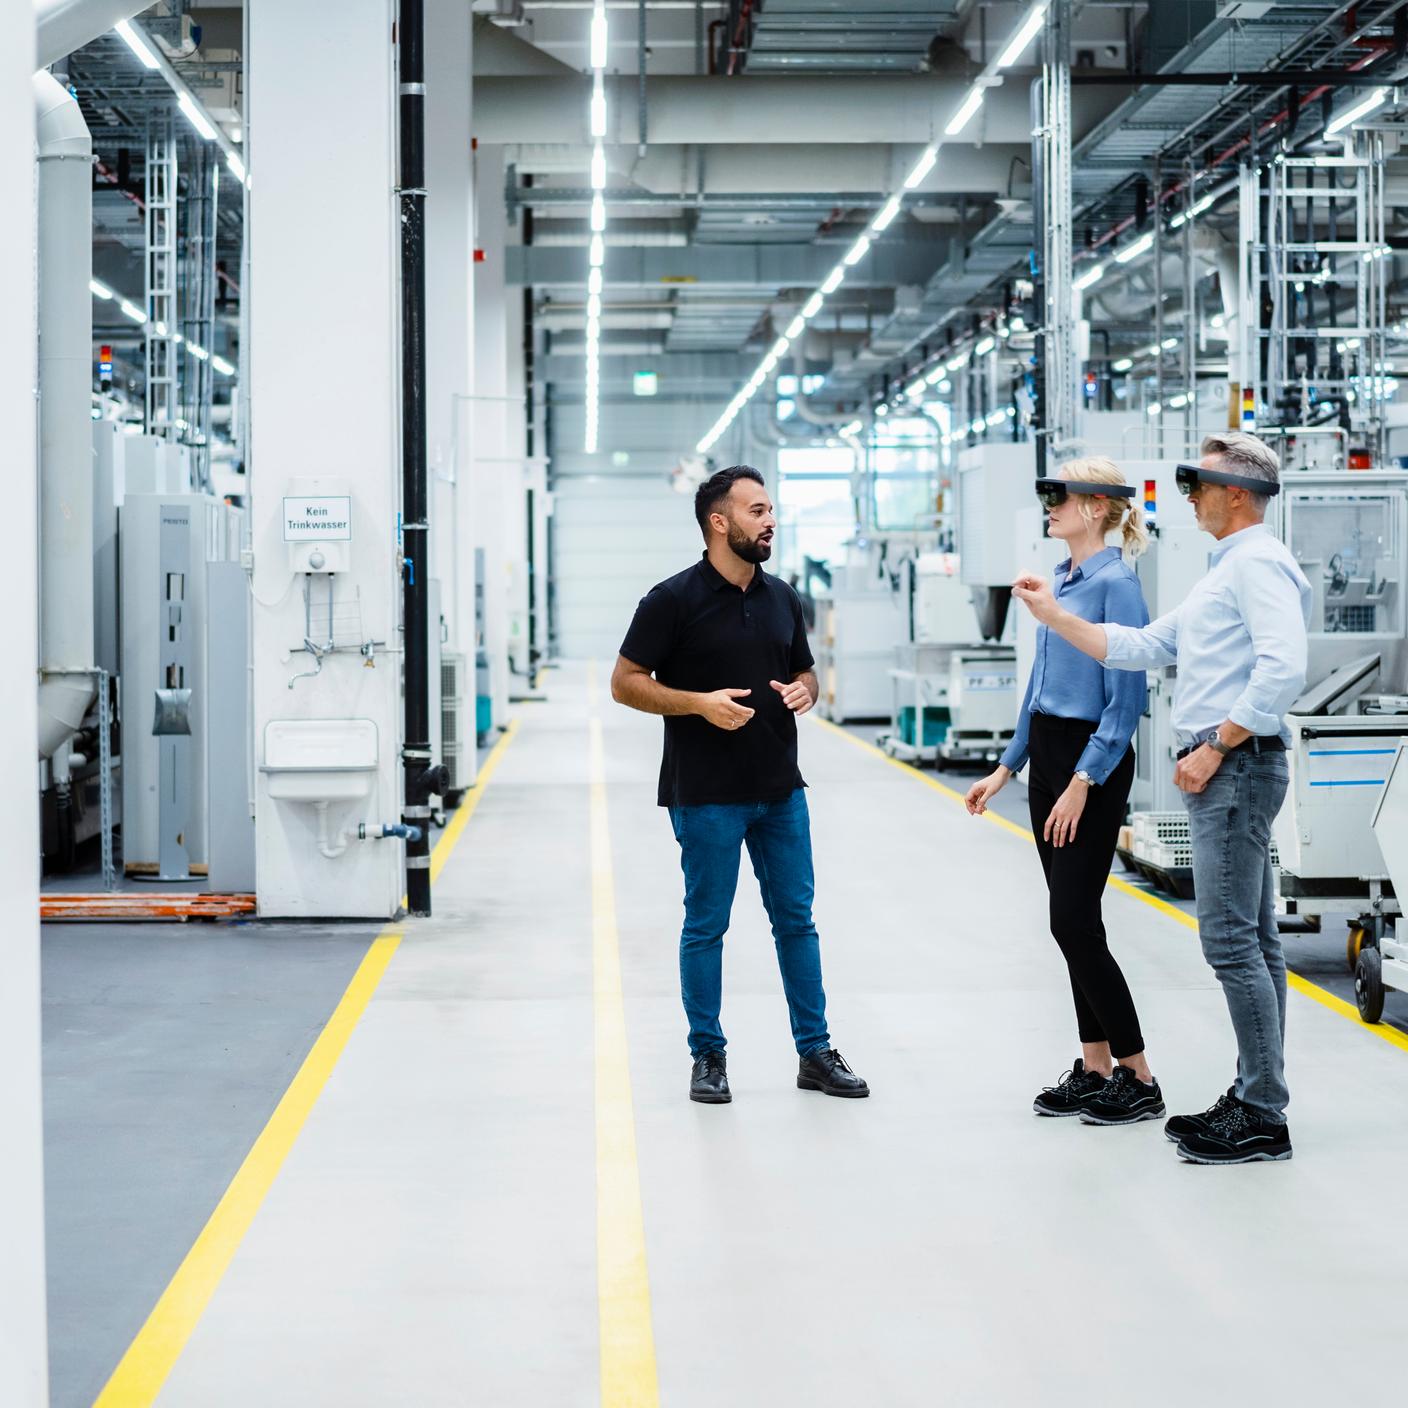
[1012,431,1311,1163]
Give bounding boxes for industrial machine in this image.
[120,491,243,879]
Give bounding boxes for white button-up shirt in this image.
[1102,524,1312,748]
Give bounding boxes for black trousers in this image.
[1026,713,1144,1058]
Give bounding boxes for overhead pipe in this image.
[34,70,95,761]
[34,0,151,69]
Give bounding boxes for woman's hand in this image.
[1043,777,1091,847]
[965,766,1011,816]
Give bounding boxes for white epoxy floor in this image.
[155,664,1408,1406]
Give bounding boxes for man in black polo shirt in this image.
[612,465,869,1105]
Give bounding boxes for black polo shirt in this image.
[619,554,816,807]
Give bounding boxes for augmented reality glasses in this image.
[1034,478,1137,509]
[1174,463,1280,497]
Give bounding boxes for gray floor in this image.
[42,925,377,1408]
[846,722,1408,1035]
[46,666,1408,1405]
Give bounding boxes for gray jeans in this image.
[1183,749,1290,1122]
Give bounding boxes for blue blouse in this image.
[1001,547,1149,785]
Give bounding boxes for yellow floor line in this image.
[93,726,521,1408]
[814,716,1408,1056]
[91,934,401,1408]
[588,714,661,1408]
[429,719,521,885]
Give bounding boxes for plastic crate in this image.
[1131,811,1191,846]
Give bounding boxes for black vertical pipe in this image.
[399,0,432,915]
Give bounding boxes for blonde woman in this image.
[965,458,1161,1126]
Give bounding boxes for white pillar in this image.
[247,0,403,918]
[472,143,520,723]
[2,2,51,1399]
[425,0,474,655]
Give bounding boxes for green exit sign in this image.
[632,370,659,397]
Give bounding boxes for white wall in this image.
[247,0,403,918]
[425,0,474,654]
[552,473,704,661]
[472,144,530,718]
[2,2,51,1398]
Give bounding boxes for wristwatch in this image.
[1204,733,1233,757]
[1074,769,1095,786]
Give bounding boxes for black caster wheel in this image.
[1355,946,1385,1025]
[1347,925,1367,974]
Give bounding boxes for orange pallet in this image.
[41,893,257,922]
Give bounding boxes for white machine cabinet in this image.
[1364,745,1408,1022]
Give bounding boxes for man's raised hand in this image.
[770,678,814,715]
[698,688,755,730]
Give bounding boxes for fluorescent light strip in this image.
[871,195,902,233]
[1326,86,1387,138]
[1074,264,1104,291]
[694,1,1051,457]
[226,152,246,184]
[945,85,985,137]
[904,144,938,190]
[585,11,607,452]
[996,1,1048,68]
[802,291,824,319]
[115,19,160,69]
[188,342,209,361]
[590,8,608,68]
[177,91,217,142]
[119,298,146,324]
[1115,232,1154,264]
[90,279,114,300]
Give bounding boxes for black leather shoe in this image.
[690,1050,731,1104]
[797,1047,869,1098]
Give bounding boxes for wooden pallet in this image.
[41,893,256,922]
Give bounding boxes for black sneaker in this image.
[1079,1066,1166,1126]
[1032,1059,1107,1117]
[1176,1098,1293,1164]
[690,1050,730,1104]
[797,1047,869,1098]
[1164,1087,1237,1144]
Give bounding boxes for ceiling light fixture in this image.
[904,144,938,190]
[945,85,986,137]
[802,291,824,319]
[694,2,1049,456]
[177,91,217,142]
[995,1,1049,68]
[974,336,996,356]
[1115,232,1154,264]
[89,279,114,300]
[1112,357,1133,372]
[843,235,872,267]
[119,298,146,324]
[871,195,902,233]
[585,2,608,454]
[1073,263,1105,291]
[1325,86,1387,138]
[115,18,160,69]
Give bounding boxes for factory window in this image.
[775,445,854,579]
[869,411,943,532]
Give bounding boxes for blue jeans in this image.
[1184,749,1290,1122]
[668,789,830,1058]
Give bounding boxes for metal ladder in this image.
[145,112,179,438]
